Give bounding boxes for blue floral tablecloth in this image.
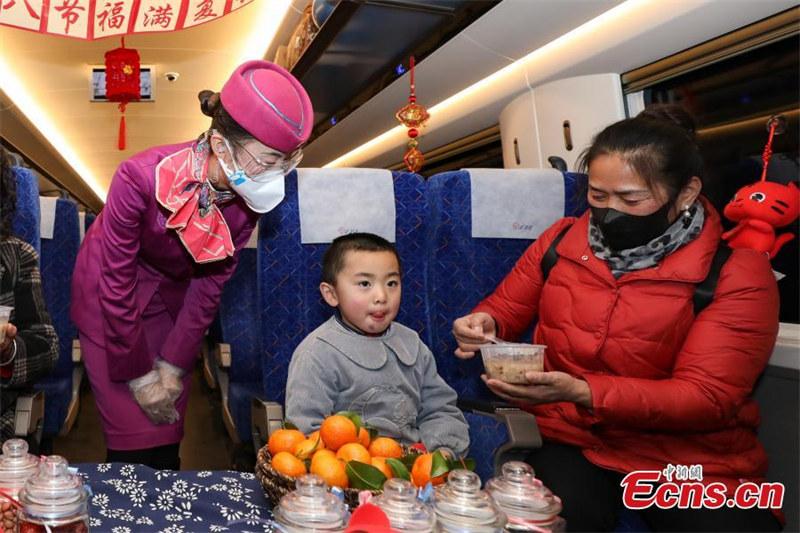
[75,463,275,532]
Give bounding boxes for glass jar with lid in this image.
[372,478,436,532]
[272,474,350,532]
[17,456,89,533]
[486,461,565,532]
[0,439,40,533]
[432,469,506,533]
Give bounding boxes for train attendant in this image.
[453,105,782,531]
[71,60,312,469]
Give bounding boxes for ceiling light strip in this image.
[323,0,644,168]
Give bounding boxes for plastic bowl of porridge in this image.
[480,343,546,384]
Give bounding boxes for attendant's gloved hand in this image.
[155,358,185,402]
[129,368,179,425]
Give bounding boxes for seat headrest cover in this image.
[220,60,313,153]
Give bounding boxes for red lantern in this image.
[105,36,140,150]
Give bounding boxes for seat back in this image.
[425,169,587,481]
[425,169,587,398]
[78,212,97,243]
[36,196,80,436]
[257,169,429,405]
[218,245,262,386]
[11,167,41,254]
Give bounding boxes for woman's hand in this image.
[0,323,17,360]
[452,312,496,359]
[129,369,180,425]
[482,371,593,409]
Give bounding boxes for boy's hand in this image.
[452,312,496,359]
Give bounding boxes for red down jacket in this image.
[473,197,779,496]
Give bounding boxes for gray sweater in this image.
[285,317,469,456]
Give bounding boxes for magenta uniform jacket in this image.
[71,141,260,382]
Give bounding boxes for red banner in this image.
[0,0,253,39]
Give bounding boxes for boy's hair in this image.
[321,233,402,285]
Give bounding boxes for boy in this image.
[285,233,469,456]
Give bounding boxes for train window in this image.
[640,33,799,323]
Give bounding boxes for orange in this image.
[320,415,358,451]
[310,453,349,488]
[369,437,403,459]
[308,430,326,450]
[371,457,393,480]
[335,443,371,464]
[293,438,321,460]
[310,449,336,471]
[268,429,306,456]
[358,427,371,448]
[410,453,445,487]
[272,451,307,478]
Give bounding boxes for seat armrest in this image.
[214,343,231,369]
[251,398,284,453]
[458,396,542,475]
[71,339,82,363]
[457,397,517,415]
[15,389,45,437]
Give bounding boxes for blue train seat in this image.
[78,212,96,243]
[9,165,46,445]
[252,169,429,448]
[212,227,264,444]
[11,166,41,255]
[36,196,82,437]
[425,168,588,481]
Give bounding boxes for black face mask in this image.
[590,201,674,251]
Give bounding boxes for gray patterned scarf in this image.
[589,200,705,278]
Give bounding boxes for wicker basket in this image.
[256,445,410,508]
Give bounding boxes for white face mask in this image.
[217,139,286,213]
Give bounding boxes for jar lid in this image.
[372,478,435,532]
[433,470,505,532]
[18,456,88,519]
[485,462,562,523]
[273,474,349,531]
[0,439,40,491]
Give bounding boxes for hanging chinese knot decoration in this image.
[396,57,430,173]
[105,36,140,150]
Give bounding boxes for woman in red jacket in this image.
[453,105,782,532]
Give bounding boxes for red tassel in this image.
[118,115,126,150]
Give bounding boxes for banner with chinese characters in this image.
[0,0,254,39]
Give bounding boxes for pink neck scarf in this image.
[155,139,236,263]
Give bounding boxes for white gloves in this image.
[129,358,185,425]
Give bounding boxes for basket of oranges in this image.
[255,411,470,508]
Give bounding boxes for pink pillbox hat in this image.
[220,60,313,153]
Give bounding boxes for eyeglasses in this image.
[231,139,303,179]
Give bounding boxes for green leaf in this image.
[385,458,411,481]
[335,410,364,433]
[461,458,476,471]
[430,450,450,479]
[283,420,298,430]
[400,453,420,470]
[345,460,387,490]
[365,424,379,442]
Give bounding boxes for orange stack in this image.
[267,413,442,489]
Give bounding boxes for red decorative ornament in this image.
[396,57,429,172]
[722,115,800,258]
[105,36,141,150]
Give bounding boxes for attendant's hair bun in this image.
[638,104,696,141]
[198,90,221,117]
